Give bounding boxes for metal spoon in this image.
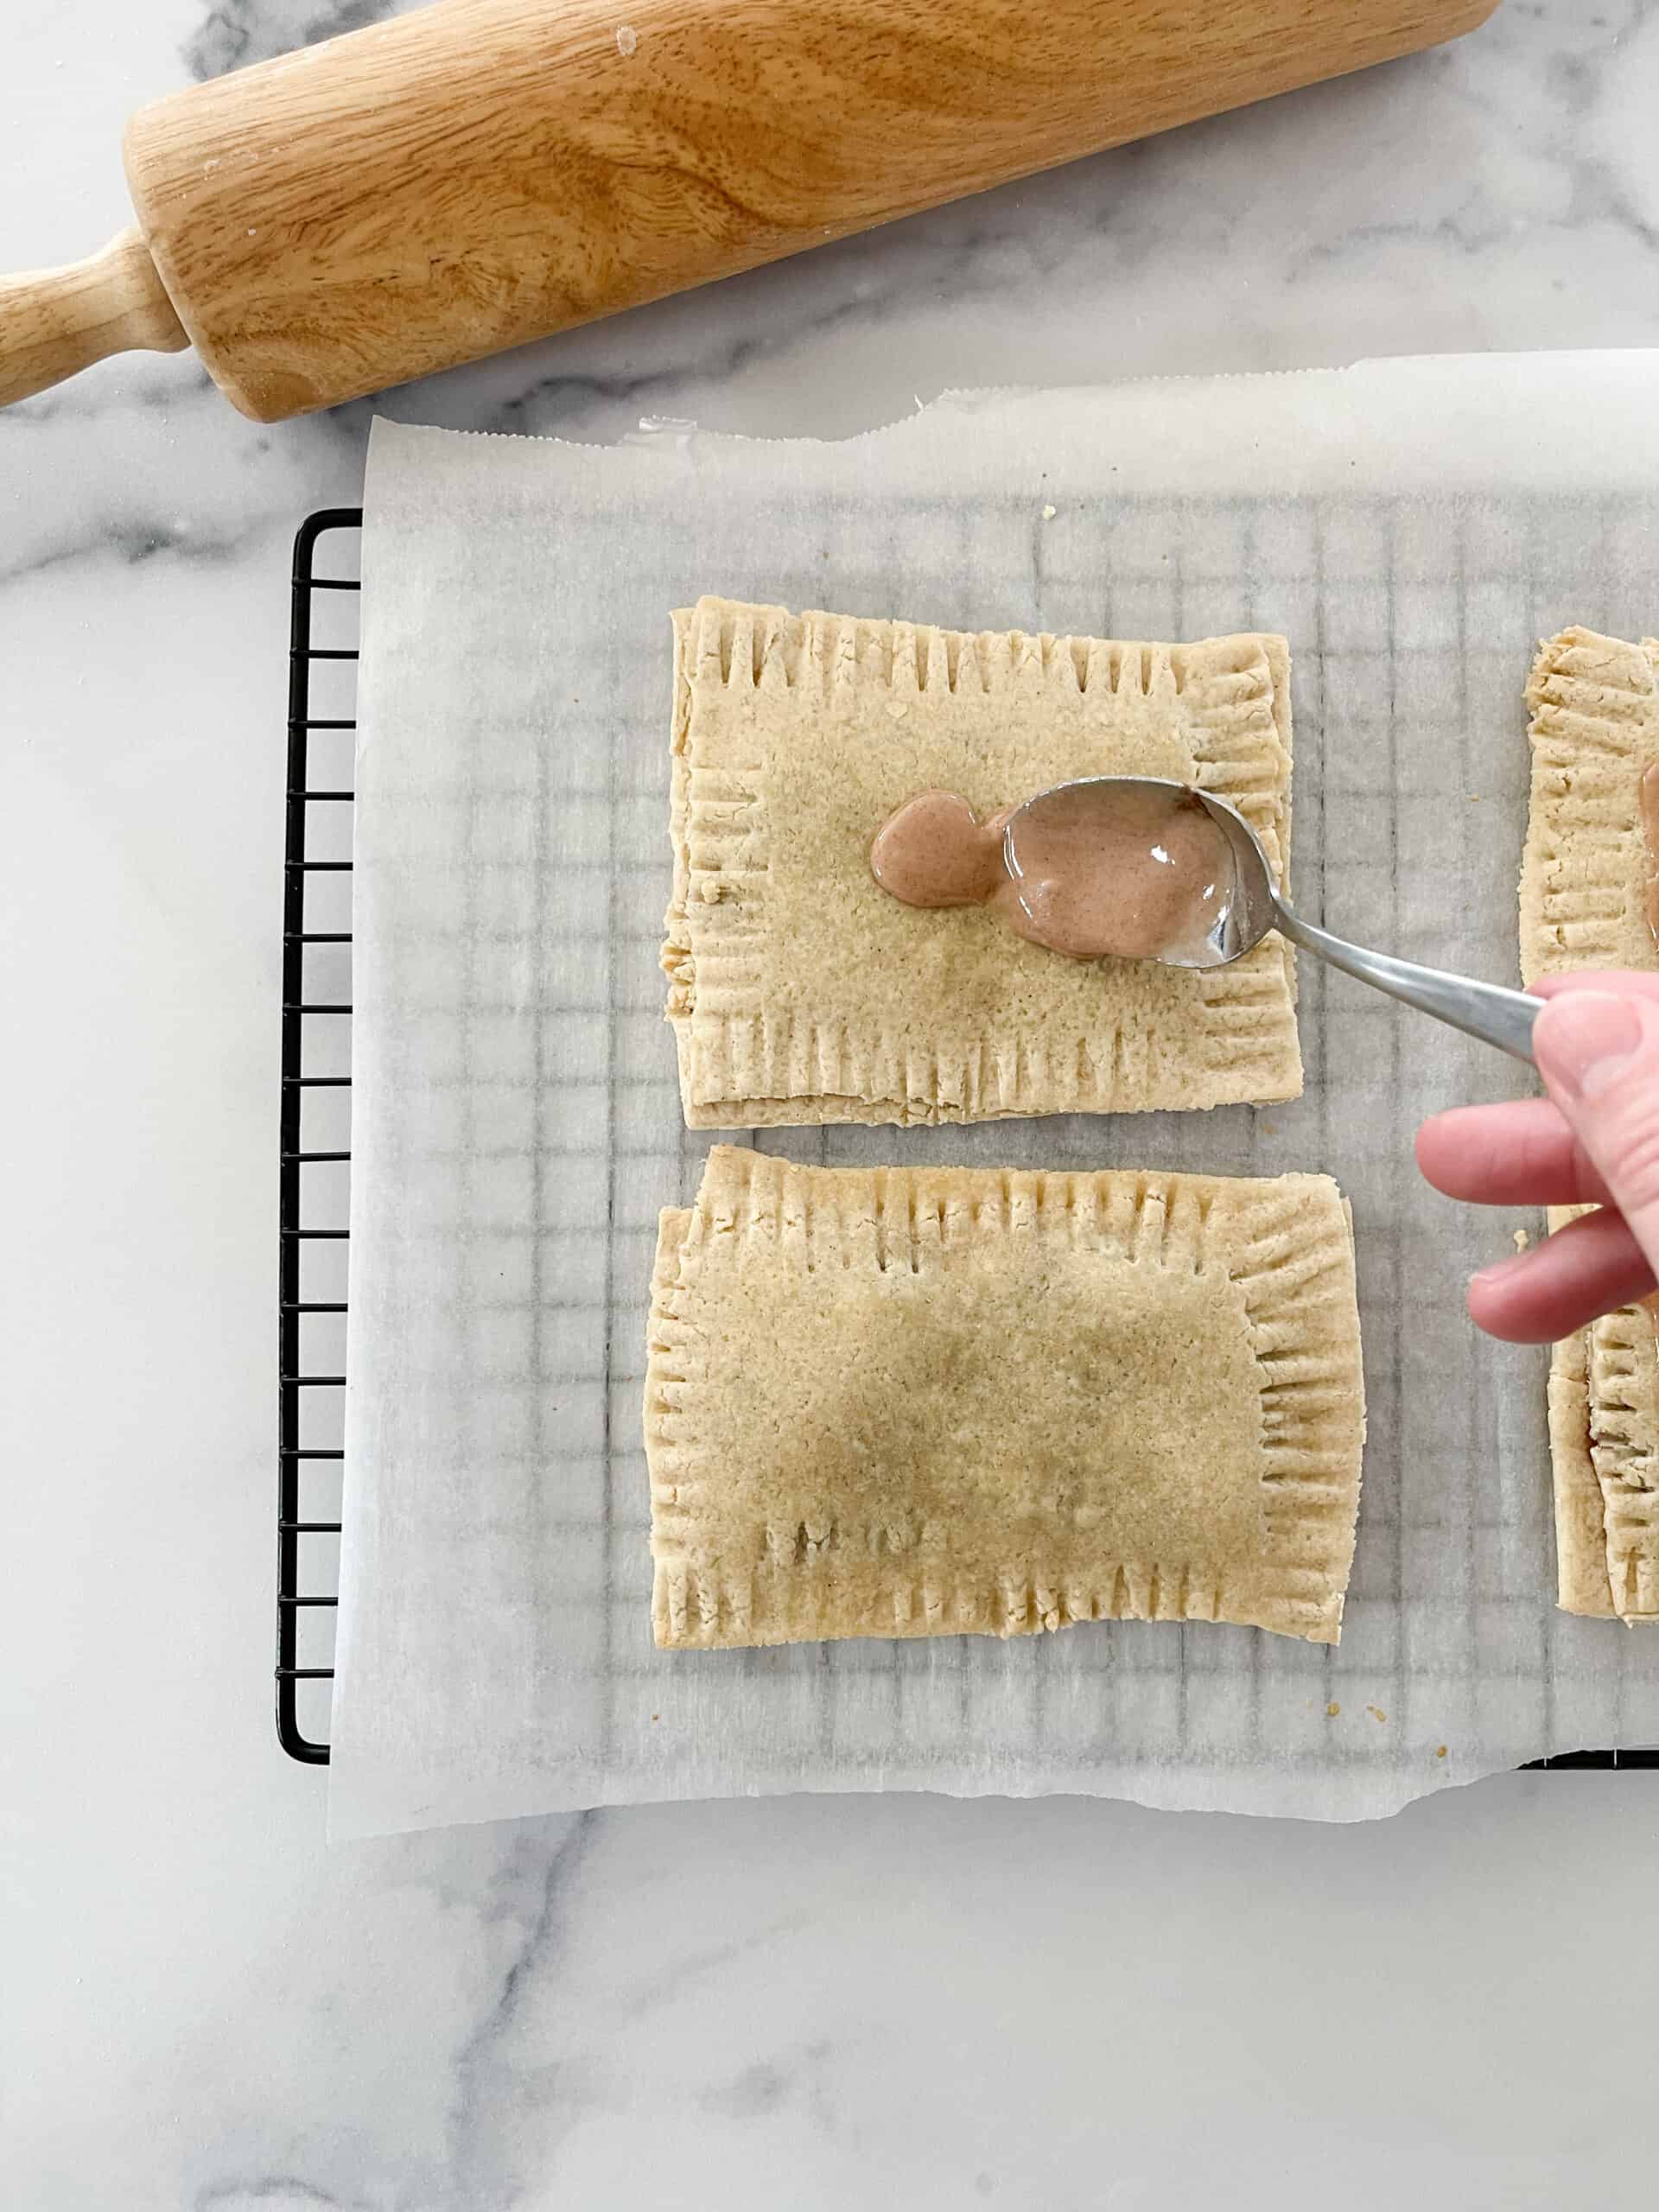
[1005,776,1541,1065]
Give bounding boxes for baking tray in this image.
[276,507,1654,1773]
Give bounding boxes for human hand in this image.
[1415,972,1659,1344]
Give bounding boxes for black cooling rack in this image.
[278,509,363,1763]
[276,509,1650,1771]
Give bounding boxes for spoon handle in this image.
[1270,901,1539,1065]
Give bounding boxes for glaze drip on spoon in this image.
[870,780,1238,965]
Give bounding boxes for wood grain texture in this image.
[121,0,1500,422]
[0,227,187,408]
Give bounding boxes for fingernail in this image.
[1471,1252,1525,1288]
[1533,992,1643,1099]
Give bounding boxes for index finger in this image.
[1531,970,1659,1003]
[1416,1097,1613,1209]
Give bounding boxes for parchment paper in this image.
[332,356,1659,1838]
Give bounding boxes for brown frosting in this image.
[869,790,1011,910]
[870,781,1235,964]
[1641,761,1659,951]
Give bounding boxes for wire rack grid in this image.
[276,508,1651,1772]
[278,509,363,1763]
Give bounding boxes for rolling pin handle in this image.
[0,226,189,408]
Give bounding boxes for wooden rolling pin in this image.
[2,0,1499,423]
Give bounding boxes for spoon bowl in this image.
[1005,773,1542,1064]
[1005,774,1275,969]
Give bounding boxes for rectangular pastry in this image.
[645,1147,1365,1649]
[1522,627,1659,1621]
[662,597,1301,1126]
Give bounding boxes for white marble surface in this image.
[7,3,1659,2203]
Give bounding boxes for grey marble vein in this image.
[195,2181,376,2212]
[186,0,407,80]
[445,1814,596,2204]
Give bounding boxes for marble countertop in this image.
[7,3,1659,2204]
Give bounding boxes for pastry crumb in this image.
[1512,1227,1530,1252]
[1041,503,1057,520]
[1326,1700,1341,1718]
[1435,1744,1448,1758]
[1366,1704,1387,1723]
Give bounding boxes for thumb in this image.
[1532,988,1659,1274]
